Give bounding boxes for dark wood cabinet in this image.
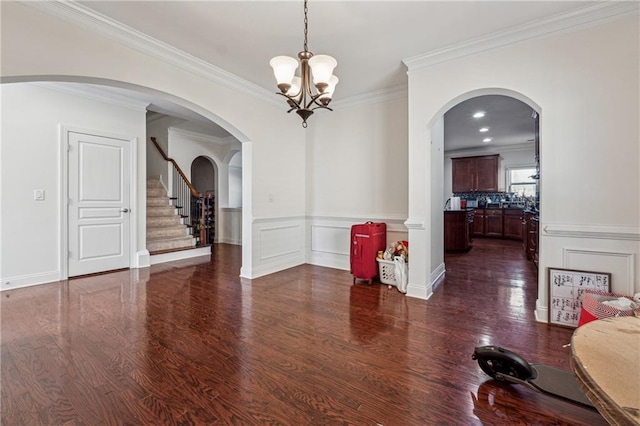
[473,210,485,236]
[503,209,524,240]
[473,208,523,241]
[522,214,528,254]
[452,154,500,192]
[524,211,538,261]
[475,156,500,191]
[531,217,539,268]
[444,210,473,252]
[452,157,475,192]
[484,209,503,236]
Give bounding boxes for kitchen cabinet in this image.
[531,217,539,268]
[444,210,474,252]
[484,209,503,236]
[522,214,528,254]
[503,209,524,240]
[452,154,500,192]
[473,210,485,236]
[473,208,523,241]
[524,211,538,261]
[473,208,502,236]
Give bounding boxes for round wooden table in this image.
[571,316,640,425]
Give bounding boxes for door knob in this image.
[121,208,129,213]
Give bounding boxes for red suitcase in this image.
[350,222,387,284]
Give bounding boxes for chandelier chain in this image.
[303,0,308,52]
[269,0,336,127]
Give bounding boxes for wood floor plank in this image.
[1,240,608,425]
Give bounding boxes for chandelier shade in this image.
[308,54,337,88]
[269,0,338,127]
[269,56,299,92]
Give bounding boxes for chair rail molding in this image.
[543,224,640,241]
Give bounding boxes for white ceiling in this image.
[444,95,535,152]
[59,1,598,146]
[77,1,595,100]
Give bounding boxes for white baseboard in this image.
[136,249,150,268]
[535,298,548,323]
[307,251,350,271]
[1,270,61,291]
[406,282,431,300]
[431,262,446,293]
[247,256,306,279]
[404,262,445,300]
[219,237,242,246]
[150,246,212,265]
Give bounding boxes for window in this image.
[508,166,537,197]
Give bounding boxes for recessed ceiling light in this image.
[479,127,489,132]
[473,112,485,118]
[483,138,492,143]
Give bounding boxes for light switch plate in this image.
[34,189,45,201]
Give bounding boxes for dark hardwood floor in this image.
[1,240,606,425]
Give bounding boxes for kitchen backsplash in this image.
[454,191,537,208]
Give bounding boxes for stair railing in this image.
[149,137,214,246]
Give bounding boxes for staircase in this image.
[146,179,196,253]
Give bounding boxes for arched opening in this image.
[191,156,216,195]
[429,88,541,296]
[1,77,252,281]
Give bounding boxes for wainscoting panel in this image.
[564,249,635,296]
[307,216,408,271]
[260,224,302,260]
[311,225,350,255]
[309,224,351,270]
[535,223,640,322]
[249,217,306,278]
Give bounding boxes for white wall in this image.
[0,83,146,289]
[406,15,640,315]
[431,117,445,288]
[1,1,306,280]
[168,128,238,245]
[146,114,186,185]
[219,208,242,245]
[305,96,409,270]
[228,152,242,208]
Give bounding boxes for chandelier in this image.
[269,0,338,128]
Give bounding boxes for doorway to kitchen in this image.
[440,93,540,292]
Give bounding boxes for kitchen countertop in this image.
[476,206,525,210]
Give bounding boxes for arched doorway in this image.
[191,155,218,246]
[439,94,541,305]
[408,88,541,301]
[0,77,253,281]
[191,156,216,195]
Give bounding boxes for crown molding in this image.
[168,127,237,146]
[403,2,640,71]
[23,0,280,107]
[332,85,407,110]
[24,0,408,110]
[23,1,638,112]
[30,82,150,112]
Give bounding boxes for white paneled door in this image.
[68,132,130,277]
